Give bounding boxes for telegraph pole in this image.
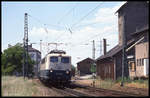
[100,39,102,56]
[40,40,42,57]
[23,38,25,79]
[92,40,96,87]
[23,13,29,79]
[92,40,95,59]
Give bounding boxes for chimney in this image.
[103,38,106,55]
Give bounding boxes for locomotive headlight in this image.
[66,70,69,74]
[50,69,53,73]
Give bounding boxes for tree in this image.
[90,63,96,73]
[1,43,35,75]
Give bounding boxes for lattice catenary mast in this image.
[23,13,29,78]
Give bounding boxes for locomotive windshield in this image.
[50,56,58,62]
[61,57,69,63]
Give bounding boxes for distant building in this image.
[77,58,95,76]
[28,44,41,78]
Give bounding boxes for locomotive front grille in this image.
[56,72,63,75]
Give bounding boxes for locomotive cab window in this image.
[50,56,58,62]
[61,57,69,63]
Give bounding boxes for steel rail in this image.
[73,83,145,97]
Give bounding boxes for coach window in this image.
[61,57,69,63]
[50,57,58,62]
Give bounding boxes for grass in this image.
[1,75,67,96]
[86,77,148,96]
[1,76,40,96]
[94,78,115,89]
[94,77,149,89]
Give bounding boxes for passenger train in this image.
[38,50,72,84]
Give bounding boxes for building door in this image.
[129,61,135,71]
[144,58,149,76]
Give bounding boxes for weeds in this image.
[95,76,148,89]
[95,78,115,89]
[2,76,36,96]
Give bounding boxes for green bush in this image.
[1,43,34,75]
[124,77,132,83]
[115,77,122,83]
[133,79,144,83]
[116,77,132,83]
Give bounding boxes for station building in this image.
[96,1,149,80]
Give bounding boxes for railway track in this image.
[72,83,146,97]
[37,79,94,97]
[34,79,146,97]
[51,86,94,97]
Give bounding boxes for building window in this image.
[138,59,140,66]
[142,58,144,66]
[30,54,35,58]
[136,59,138,66]
[137,59,144,66]
[138,59,141,66]
[140,59,142,66]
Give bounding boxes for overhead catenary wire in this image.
[73,21,102,29]
[70,3,103,30]
[57,3,79,25]
[27,3,104,54]
[28,2,102,44]
[70,32,102,47]
[28,14,66,30]
[29,14,73,45]
[53,3,79,43]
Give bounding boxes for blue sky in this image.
[2,1,126,66]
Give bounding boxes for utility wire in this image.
[56,3,104,42]
[73,21,102,29]
[28,14,66,29]
[70,3,103,30]
[71,32,101,47]
[29,14,72,44]
[57,3,79,25]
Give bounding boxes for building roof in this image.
[131,25,149,36]
[96,44,122,61]
[77,57,95,64]
[115,2,128,14]
[115,1,149,14]
[28,45,41,54]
